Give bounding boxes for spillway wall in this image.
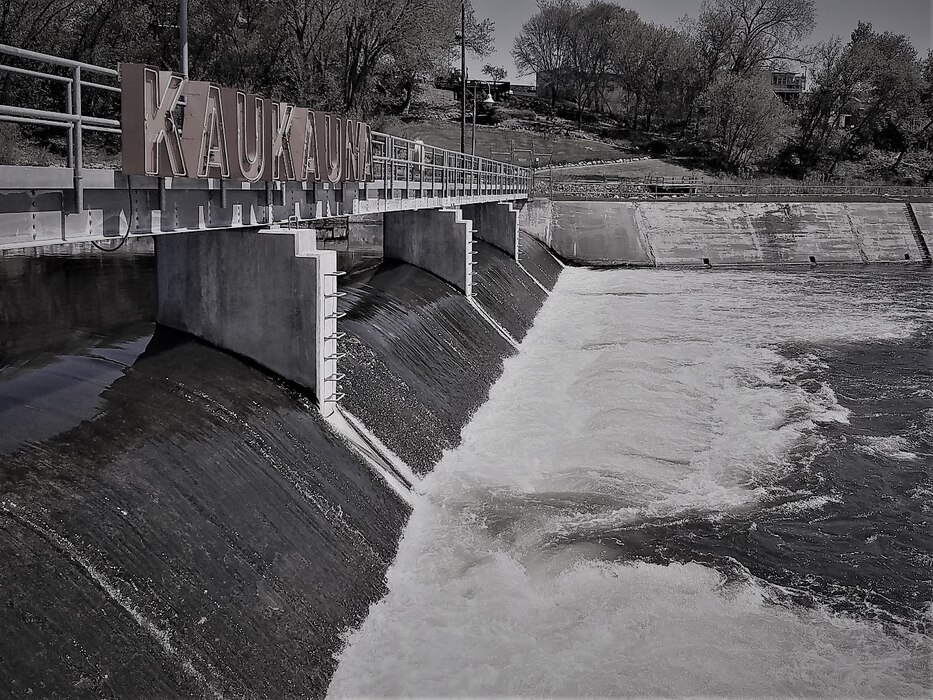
[524,200,930,266]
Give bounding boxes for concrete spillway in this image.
[3,194,930,696]
[526,200,933,267]
[0,223,561,697]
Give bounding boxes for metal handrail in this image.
[0,43,530,211]
[0,104,119,128]
[0,44,118,77]
[0,44,122,211]
[0,63,71,83]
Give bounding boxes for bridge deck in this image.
[0,162,529,250]
[0,44,530,251]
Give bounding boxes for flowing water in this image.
[3,241,931,698]
[0,248,408,697]
[330,267,933,698]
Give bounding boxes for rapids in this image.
[330,267,933,698]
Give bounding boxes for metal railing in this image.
[540,177,933,201]
[0,44,121,211]
[0,44,530,213]
[371,133,529,200]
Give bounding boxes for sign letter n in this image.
[120,63,187,177]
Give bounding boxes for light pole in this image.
[179,0,189,77]
[460,0,466,153]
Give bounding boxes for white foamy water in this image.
[330,269,932,698]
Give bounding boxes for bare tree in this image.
[697,0,817,75]
[482,65,507,85]
[511,0,576,106]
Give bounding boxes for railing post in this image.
[266,182,273,223]
[71,66,83,212]
[419,146,424,199]
[405,141,412,194]
[64,81,74,169]
[388,136,395,197]
[441,149,448,198]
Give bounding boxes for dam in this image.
[2,200,931,696]
[2,45,932,700]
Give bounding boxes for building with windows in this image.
[765,68,813,103]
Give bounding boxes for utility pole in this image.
[460,0,466,153]
[180,0,189,77]
[471,84,477,155]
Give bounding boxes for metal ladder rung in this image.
[325,353,347,361]
[322,392,346,404]
[326,373,346,382]
[326,311,347,320]
[326,332,347,341]
[325,291,347,299]
[325,271,347,278]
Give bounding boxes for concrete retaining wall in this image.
[521,200,927,266]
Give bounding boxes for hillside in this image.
[378,85,640,169]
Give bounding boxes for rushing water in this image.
[331,266,933,698]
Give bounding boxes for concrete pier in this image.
[155,229,336,406]
[383,208,473,294]
[460,202,520,259]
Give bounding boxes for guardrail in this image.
[0,44,121,211]
[372,133,529,200]
[539,177,933,201]
[0,44,530,214]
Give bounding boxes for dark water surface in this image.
[584,303,933,629]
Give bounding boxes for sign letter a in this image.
[181,81,230,178]
[289,108,318,182]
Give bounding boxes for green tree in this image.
[700,72,791,172]
[797,22,925,178]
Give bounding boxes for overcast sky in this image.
[466,0,933,82]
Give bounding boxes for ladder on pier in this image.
[905,204,932,265]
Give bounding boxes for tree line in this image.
[513,0,933,179]
[1,0,492,115]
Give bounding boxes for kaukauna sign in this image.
[120,63,374,184]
